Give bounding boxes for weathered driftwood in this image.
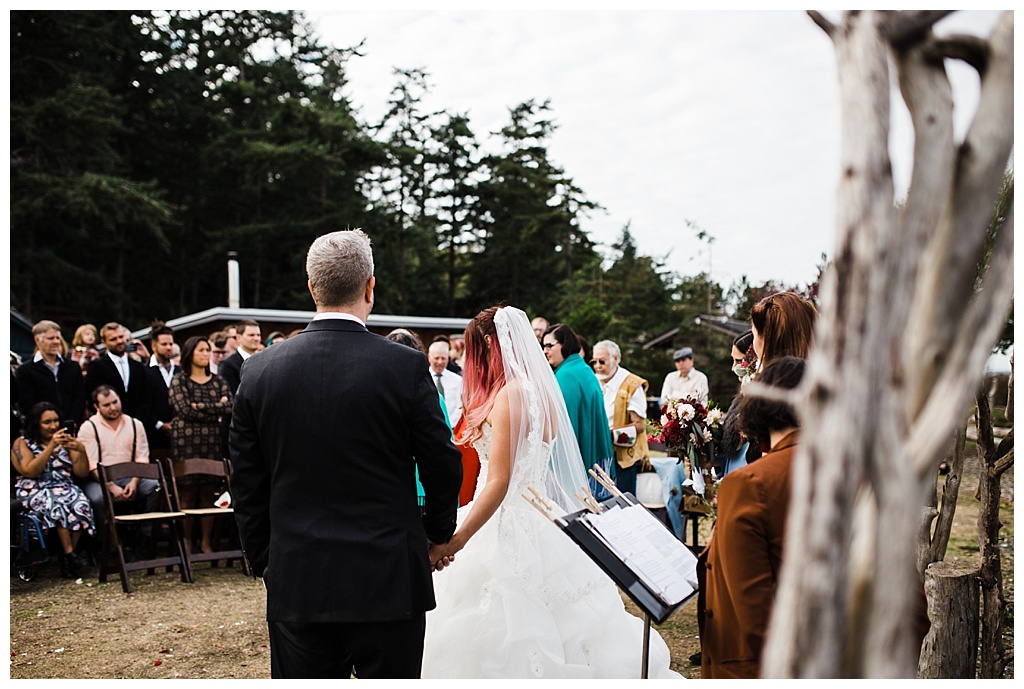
[917,561,979,678]
[761,11,1014,678]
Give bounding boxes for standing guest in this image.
[70,324,102,376]
[699,357,805,678]
[219,319,261,395]
[448,337,465,375]
[428,340,463,425]
[78,386,158,552]
[122,326,151,365]
[660,346,709,405]
[16,320,86,424]
[716,330,761,478]
[530,316,549,344]
[230,229,462,679]
[542,323,615,499]
[265,331,287,347]
[592,340,649,496]
[85,323,151,422]
[750,291,818,372]
[224,325,240,356]
[145,321,179,453]
[207,331,230,374]
[169,336,234,554]
[11,401,95,577]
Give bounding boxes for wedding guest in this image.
[699,356,805,678]
[428,340,463,425]
[592,339,649,495]
[265,331,287,347]
[448,337,465,375]
[11,401,95,578]
[530,316,549,343]
[207,331,230,374]
[16,320,86,424]
[70,324,102,375]
[717,330,761,478]
[169,336,233,554]
[145,321,179,452]
[660,346,709,405]
[78,385,158,552]
[750,291,818,372]
[542,323,615,498]
[84,322,151,420]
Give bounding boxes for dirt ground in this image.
[8,452,1013,679]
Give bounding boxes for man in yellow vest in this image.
[592,339,649,495]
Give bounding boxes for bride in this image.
[422,305,681,679]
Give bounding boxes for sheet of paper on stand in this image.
[580,503,698,605]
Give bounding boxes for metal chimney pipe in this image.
[227,252,240,309]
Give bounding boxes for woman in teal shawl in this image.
[541,323,615,499]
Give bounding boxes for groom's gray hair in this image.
[306,229,374,308]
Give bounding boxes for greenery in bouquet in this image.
[647,396,724,511]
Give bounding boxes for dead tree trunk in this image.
[762,11,1014,678]
[917,421,966,572]
[975,387,1012,678]
[917,561,979,678]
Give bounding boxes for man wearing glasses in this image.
[591,340,649,496]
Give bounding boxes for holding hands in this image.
[428,539,459,572]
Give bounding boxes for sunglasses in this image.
[590,358,608,365]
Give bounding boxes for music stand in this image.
[558,492,698,678]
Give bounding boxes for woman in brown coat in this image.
[699,356,805,678]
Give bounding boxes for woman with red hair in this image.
[421,305,680,679]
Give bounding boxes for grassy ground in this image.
[9,443,1013,679]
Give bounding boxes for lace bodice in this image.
[472,424,493,501]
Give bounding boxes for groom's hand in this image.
[428,540,454,572]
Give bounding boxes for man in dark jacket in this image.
[230,229,462,679]
[15,320,85,425]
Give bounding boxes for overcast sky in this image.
[304,8,1004,292]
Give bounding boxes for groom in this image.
[229,229,463,679]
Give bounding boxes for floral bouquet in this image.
[647,396,724,513]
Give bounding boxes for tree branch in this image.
[928,35,989,73]
[887,10,954,46]
[807,10,836,37]
[992,449,1013,477]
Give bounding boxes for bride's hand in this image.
[428,541,453,572]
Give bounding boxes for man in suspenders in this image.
[78,385,158,555]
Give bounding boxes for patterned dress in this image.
[169,373,233,463]
[15,439,95,535]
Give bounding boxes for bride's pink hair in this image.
[459,305,506,446]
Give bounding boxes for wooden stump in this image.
[917,560,979,678]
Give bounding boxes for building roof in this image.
[129,306,470,339]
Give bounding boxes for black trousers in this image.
[267,616,426,679]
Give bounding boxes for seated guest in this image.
[70,324,102,376]
[11,402,95,578]
[699,356,805,678]
[78,385,159,552]
[169,336,233,554]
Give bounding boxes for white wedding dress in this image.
[421,422,682,679]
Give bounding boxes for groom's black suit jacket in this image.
[229,317,462,623]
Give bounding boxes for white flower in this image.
[703,428,713,443]
[707,408,724,426]
[661,414,670,426]
[677,403,695,422]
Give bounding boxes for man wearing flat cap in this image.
[660,347,709,405]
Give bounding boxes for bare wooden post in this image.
[917,561,979,678]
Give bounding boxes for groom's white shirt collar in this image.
[312,312,366,327]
